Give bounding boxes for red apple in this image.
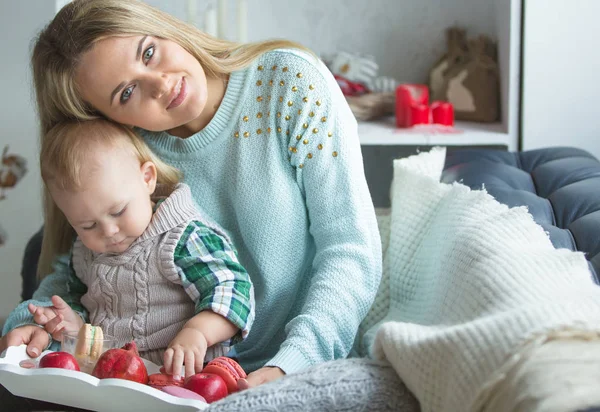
[184,373,228,403]
[38,351,80,371]
[92,341,148,384]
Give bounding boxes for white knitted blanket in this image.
[360,147,600,412]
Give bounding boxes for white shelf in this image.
[357,116,515,149]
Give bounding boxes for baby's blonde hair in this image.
[32,0,309,277]
[38,119,181,278]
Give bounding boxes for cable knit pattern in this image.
[361,148,600,412]
[131,248,150,351]
[206,358,419,412]
[138,49,381,374]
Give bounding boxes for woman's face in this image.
[76,36,208,132]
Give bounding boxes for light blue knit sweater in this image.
[3,49,382,375]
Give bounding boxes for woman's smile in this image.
[167,77,187,110]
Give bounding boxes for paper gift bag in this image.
[442,35,500,123]
[429,27,469,102]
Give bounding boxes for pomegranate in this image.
[91,341,148,384]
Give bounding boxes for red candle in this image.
[431,101,454,126]
[396,84,429,128]
[408,104,430,126]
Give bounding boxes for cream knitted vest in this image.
[72,184,231,365]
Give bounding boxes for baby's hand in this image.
[164,327,208,379]
[28,295,84,341]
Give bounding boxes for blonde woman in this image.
[1,0,382,390]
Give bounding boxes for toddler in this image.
[22,119,253,379]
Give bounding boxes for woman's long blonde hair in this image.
[33,0,307,277]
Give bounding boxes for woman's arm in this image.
[2,252,89,350]
[265,52,382,374]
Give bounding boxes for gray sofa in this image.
[442,146,600,281]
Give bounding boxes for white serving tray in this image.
[0,345,208,411]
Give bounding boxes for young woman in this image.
[1,0,382,389]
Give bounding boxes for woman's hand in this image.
[28,295,84,341]
[0,325,50,358]
[237,366,285,390]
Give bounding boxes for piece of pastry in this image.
[148,372,184,389]
[75,324,104,360]
[201,356,246,394]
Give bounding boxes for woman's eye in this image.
[143,45,155,63]
[82,223,96,231]
[120,86,134,103]
[112,207,127,217]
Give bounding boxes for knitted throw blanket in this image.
[360,147,600,412]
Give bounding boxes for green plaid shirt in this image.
[173,220,253,344]
[66,217,253,346]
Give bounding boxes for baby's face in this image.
[50,144,156,254]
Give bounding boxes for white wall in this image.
[522,0,600,159]
[149,0,496,84]
[245,0,495,84]
[0,2,55,324]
